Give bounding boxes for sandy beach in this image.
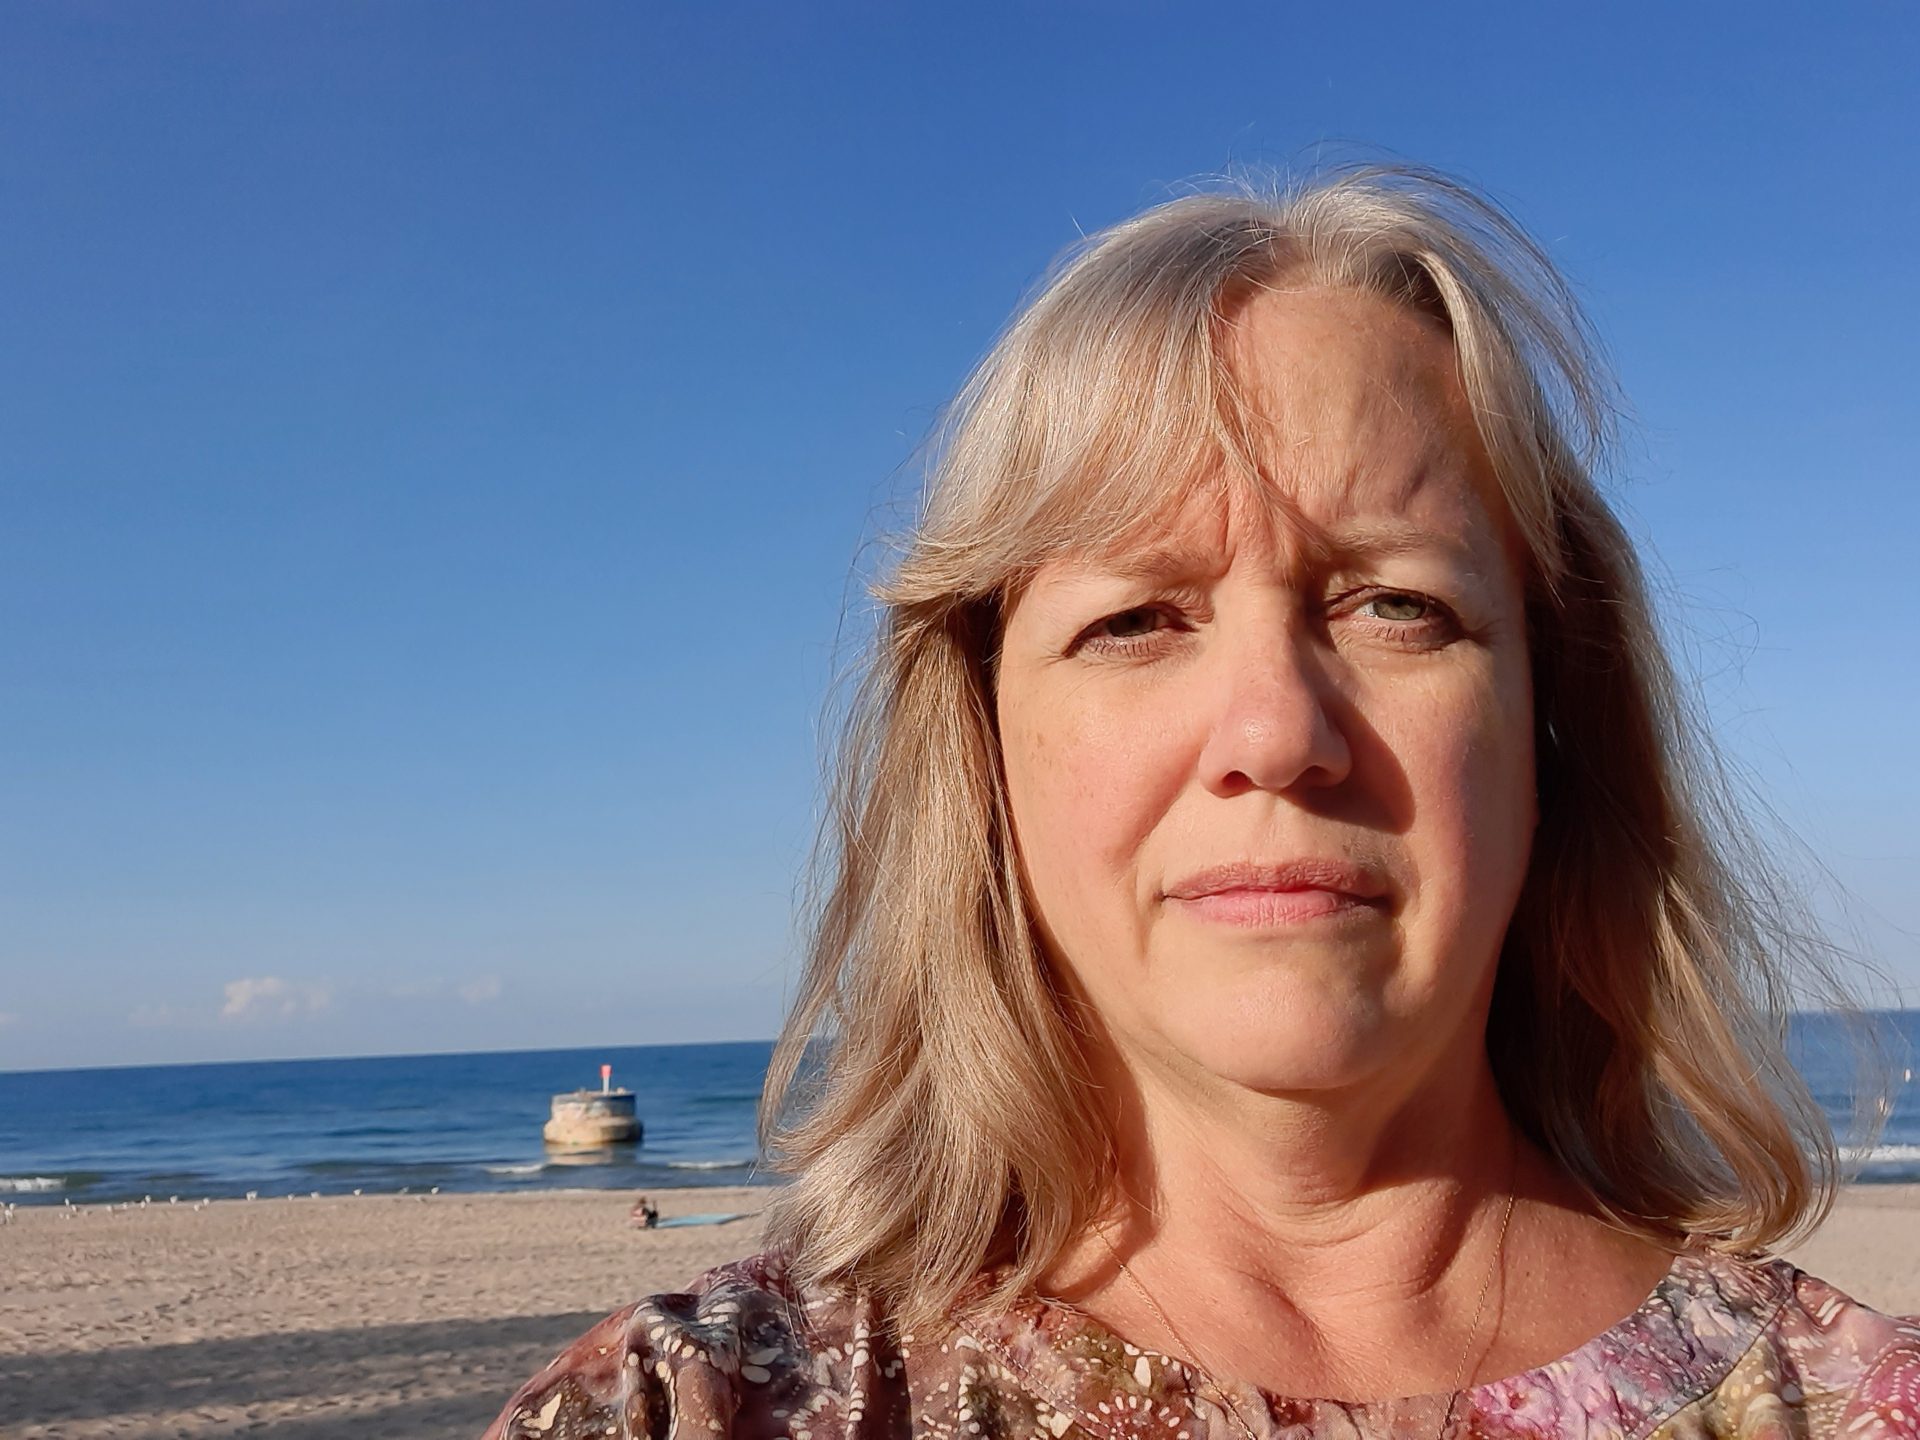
[3,1184,1916,1439]
[0,1187,772,1439]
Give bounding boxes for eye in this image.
[1099,605,1169,639]
[1072,603,1187,656]
[1345,588,1459,641]
[1359,595,1436,622]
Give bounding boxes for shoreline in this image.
[3,1184,1914,1439]
[7,1160,1914,1213]
[1,1177,786,1210]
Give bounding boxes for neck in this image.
[1135,1039,1513,1276]
[1042,1036,1536,1401]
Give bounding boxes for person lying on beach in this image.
[485,165,1920,1440]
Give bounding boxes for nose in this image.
[1194,610,1354,797]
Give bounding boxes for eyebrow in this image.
[1090,518,1473,582]
[1092,547,1216,584]
[1313,517,1478,569]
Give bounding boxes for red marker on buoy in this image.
[601,1063,612,1094]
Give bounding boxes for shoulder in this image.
[1680,1254,1920,1437]
[481,1249,892,1440]
[1764,1261,1920,1433]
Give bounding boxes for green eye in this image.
[1367,595,1428,622]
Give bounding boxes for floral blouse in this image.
[482,1245,1920,1439]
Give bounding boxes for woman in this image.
[485,166,1917,1439]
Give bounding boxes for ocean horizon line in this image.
[6,1003,1912,1078]
[0,1035,779,1080]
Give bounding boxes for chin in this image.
[1187,1046,1385,1098]
[1158,984,1399,1096]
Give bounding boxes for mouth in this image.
[1161,859,1388,927]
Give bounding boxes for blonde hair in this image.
[757,162,1878,1336]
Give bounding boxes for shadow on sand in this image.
[0,1308,607,1436]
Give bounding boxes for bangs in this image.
[914,231,1279,607]
[996,345,1258,585]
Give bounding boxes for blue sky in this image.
[1,4,1913,1070]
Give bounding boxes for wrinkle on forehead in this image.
[1221,289,1482,497]
[999,285,1522,601]
[1062,471,1487,597]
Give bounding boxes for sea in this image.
[0,1041,777,1206]
[2,1017,1919,1207]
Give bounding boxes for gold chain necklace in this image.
[1095,1141,1519,1440]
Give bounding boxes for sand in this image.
[2,1184,1915,1439]
[0,1187,772,1439]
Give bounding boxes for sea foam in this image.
[0,1176,64,1193]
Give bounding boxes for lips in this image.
[1162,859,1389,929]
[1162,858,1387,903]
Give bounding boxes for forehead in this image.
[1032,286,1518,586]
[1220,284,1496,534]
[1222,281,1470,431]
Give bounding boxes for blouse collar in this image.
[944,1246,1792,1440]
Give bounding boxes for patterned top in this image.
[482,1245,1920,1439]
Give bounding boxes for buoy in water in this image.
[543,1062,643,1147]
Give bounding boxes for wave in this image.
[483,1163,546,1177]
[1844,1144,1920,1166]
[0,1176,64,1193]
[665,1158,756,1171]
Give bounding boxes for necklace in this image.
[1096,1138,1520,1440]
[1098,1245,1265,1440]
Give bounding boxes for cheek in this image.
[1385,666,1536,929]
[1002,698,1177,931]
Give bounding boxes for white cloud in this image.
[220,977,332,1023]
[457,976,503,1005]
